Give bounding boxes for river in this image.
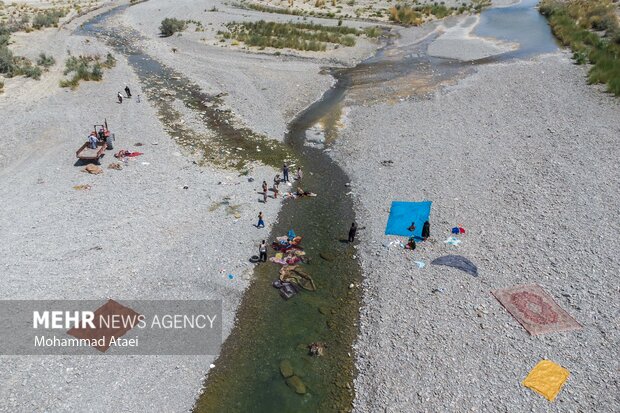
[81,0,557,411]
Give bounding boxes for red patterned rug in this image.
[67,299,140,352]
[492,284,582,336]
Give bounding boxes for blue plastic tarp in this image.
[385,201,432,239]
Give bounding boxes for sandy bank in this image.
[428,14,518,61]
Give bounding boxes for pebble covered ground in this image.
[0,3,293,411]
[331,53,620,412]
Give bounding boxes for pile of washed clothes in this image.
[270,230,315,299]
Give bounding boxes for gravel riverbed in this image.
[331,52,620,412]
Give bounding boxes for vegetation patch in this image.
[59,53,116,90]
[388,1,489,26]
[0,24,54,81]
[32,8,68,29]
[218,20,378,51]
[540,0,620,96]
[36,53,56,69]
[245,2,306,16]
[160,18,187,37]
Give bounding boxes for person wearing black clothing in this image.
[125,85,132,98]
[348,222,358,243]
[259,240,267,262]
[422,220,430,240]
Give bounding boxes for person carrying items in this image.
[117,92,123,104]
[259,240,267,262]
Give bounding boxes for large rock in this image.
[286,375,307,394]
[279,359,294,378]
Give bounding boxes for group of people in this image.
[86,126,111,149]
[347,220,431,249]
[255,164,303,262]
[405,220,431,250]
[117,85,133,104]
[261,164,303,204]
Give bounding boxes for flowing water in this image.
[80,1,557,411]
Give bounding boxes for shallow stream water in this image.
[80,1,557,411]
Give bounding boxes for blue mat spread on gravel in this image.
[385,201,432,239]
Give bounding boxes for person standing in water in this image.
[348,222,358,243]
[259,240,267,262]
[283,163,289,182]
[296,166,303,181]
[257,212,265,228]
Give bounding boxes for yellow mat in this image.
[522,360,569,401]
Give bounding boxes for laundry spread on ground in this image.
[444,236,461,246]
[431,255,478,276]
[268,231,314,299]
[522,360,570,401]
[385,201,432,239]
[492,284,582,335]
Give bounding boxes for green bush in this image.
[103,52,116,68]
[60,54,114,89]
[540,0,620,96]
[220,20,368,51]
[90,63,103,80]
[22,65,42,80]
[0,45,14,75]
[36,53,55,68]
[160,18,187,37]
[32,9,67,29]
[0,23,10,47]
